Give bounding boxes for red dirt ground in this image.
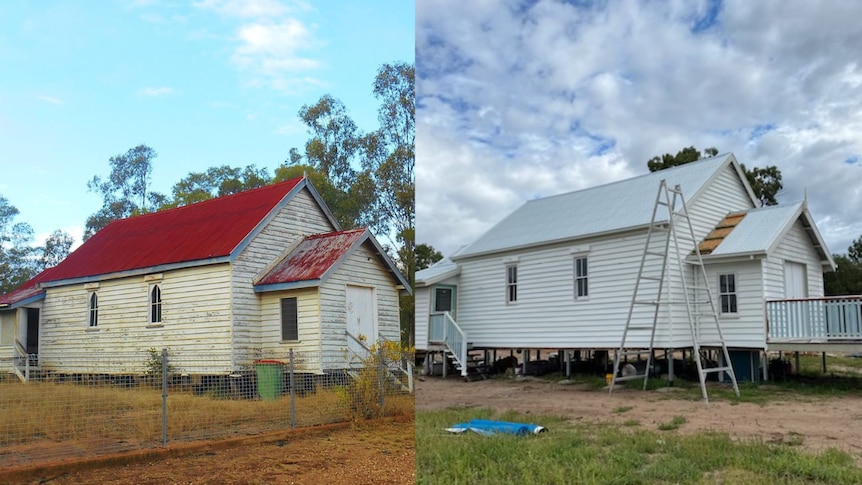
[3,417,415,485]
[416,376,862,461]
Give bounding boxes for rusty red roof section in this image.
[256,228,367,285]
[0,266,58,306]
[0,178,305,306]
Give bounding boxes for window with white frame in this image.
[88,292,99,327]
[150,285,162,324]
[574,256,588,299]
[506,265,518,303]
[719,274,737,314]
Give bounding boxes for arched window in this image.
[88,292,98,327]
[150,285,162,323]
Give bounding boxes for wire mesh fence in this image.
[0,344,414,469]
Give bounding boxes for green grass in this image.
[657,415,687,431]
[416,408,862,484]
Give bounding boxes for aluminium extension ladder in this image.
[609,180,740,404]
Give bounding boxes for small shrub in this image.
[339,340,414,422]
[614,406,634,414]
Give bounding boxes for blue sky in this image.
[416,0,862,258]
[0,0,413,246]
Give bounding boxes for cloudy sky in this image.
[0,0,413,246]
[416,0,862,258]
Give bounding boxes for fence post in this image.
[289,348,296,429]
[378,344,385,415]
[161,348,168,447]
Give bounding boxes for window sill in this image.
[720,313,740,319]
[574,296,590,302]
[147,323,165,329]
[85,327,100,332]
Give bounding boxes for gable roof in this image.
[453,153,757,260]
[703,201,835,270]
[253,228,411,293]
[0,177,342,306]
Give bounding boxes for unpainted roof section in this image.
[455,153,752,259]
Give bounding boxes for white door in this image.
[784,261,808,299]
[346,285,377,356]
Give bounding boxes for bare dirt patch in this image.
[4,417,414,485]
[417,376,862,460]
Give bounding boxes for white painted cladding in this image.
[39,263,233,373]
[259,288,321,372]
[415,287,430,350]
[230,187,335,364]
[763,219,825,301]
[320,243,401,356]
[452,163,757,350]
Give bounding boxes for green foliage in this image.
[143,347,175,385]
[825,254,862,295]
[416,243,443,271]
[646,146,782,206]
[416,409,862,484]
[164,164,271,209]
[85,144,164,239]
[850,236,862,264]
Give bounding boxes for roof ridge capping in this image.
[523,152,734,204]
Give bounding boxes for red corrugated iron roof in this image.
[256,228,367,285]
[0,178,305,306]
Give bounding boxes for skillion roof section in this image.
[454,153,756,260]
[415,257,460,287]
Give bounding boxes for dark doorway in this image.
[26,308,39,355]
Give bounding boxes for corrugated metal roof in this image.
[256,228,367,285]
[0,178,304,304]
[415,256,460,286]
[455,153,738,259]
[0,266,57,307]
[708,203,801,256]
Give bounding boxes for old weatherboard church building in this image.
[0,176,409,380]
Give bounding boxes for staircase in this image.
[345,331,413,392]
[428,312,468,377]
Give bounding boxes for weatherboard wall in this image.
[259,287,322,373]
[38,263,234,373]
[452,162,760,350]
[319,242,401,359]
[763,218,826,301]
[415,274,459,351]
[230,186,336,365]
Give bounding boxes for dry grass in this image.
[0,379,412,449]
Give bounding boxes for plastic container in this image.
[255,360,285,400]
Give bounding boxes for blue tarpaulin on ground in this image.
[445,419,547,436]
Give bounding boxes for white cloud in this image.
[417,0,862,256]
[37,95,63,105]
[137,86,175,97]
[195,0,321,94]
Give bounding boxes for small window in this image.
[150,285,162,323]
[719,274,737,314]
[281,297,298,341]
[88,292,99,327]
[434,287,453,313]
[506,265,518,303]
[574,256,588,299]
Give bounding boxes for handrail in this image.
[13,338,29,382]
[441,311,468,377]
[344,331,414,392]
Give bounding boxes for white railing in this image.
[428,312,467,377]
[767,296,862,341]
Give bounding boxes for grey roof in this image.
[454,153,753,259]
[709,203,801,256]
[415,256,460,287]
[707,202,834,268]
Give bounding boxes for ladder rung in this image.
[614,374,647,382]
[633,300,658,306]
[701,366,733,374]
[695,342,725,348]
[672,211,689,218]
[627,325,654,331]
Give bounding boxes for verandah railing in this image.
[428,311,467,376]
[766,296,862,341]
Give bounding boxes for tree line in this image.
[0,62,417,342]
